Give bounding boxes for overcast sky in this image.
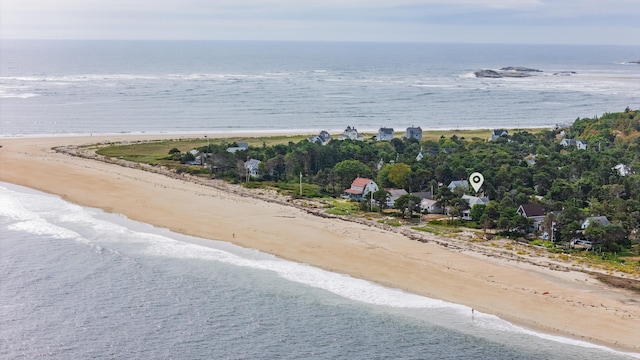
[1,0,639,45]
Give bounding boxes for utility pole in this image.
[370,189,374,212]
[299,172,303,197]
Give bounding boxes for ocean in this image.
[2,41,640,359]
[1,182,636,359]
[1,40,639,136]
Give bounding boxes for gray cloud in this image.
[1,0,638,44]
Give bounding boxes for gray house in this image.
[448,180,469,193]
[385,188,408,208]
[377,127,394,141]
[581,216,611,229]
[489,129,509,141]
[404,126,422,141]
[308,130,332,145]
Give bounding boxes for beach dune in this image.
[1,134,639,354]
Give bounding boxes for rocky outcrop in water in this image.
[474,69,534,78]
[475,66,579,78]
[553,71,577,76]
[500,66,542,72]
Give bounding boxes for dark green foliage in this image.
[129,109,640,254]
[395,194,422,219]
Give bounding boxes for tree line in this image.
[171,109,640,252]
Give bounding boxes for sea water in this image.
[1,182,637,359]
[1,41,640,137]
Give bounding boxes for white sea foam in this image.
[136,231,640,357]
[0,91,39,99]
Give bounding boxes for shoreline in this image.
[0,125,556,140]
[1,133,639,355]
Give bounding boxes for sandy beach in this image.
[1,134,639,354]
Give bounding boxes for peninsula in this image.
[1,131,639,354]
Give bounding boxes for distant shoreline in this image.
[0,126,553,141]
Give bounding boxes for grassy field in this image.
[95,128,545,164]
[94,135,310,165]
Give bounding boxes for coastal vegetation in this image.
[96,109,640,261]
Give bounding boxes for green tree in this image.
[373,189,390,213]
[395,194,421,219]
[333,160,372,191]
[181,151,195,164]
[376,163,393,189]
[435,186,455,210]
[449,196,470,222]
[470,204,486,222]
[585,223,628,252]
[388,163,412,189]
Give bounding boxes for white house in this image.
[405,126,422,140]
[343,177,379,201]
[377,127,394,141]
[560,138,587,150]
[614,164,631,176]
[244,159,262,179]
[420,198,443,214]
[338,126,363,141]
[227,142,250,153]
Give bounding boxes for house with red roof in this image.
[343,177,379,201]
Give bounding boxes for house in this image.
[420,198,443,214]
[308,130,332,145]
[338,126,363,141]
[524,154,536,166]
[185,149,205,166]
[448,195,489,220]
[462,194,490,207]
[516,203,546,230]
[581,216,611,229]
[343,177,379,201]
[244,159,262,178]
[413,191,433,201]
[489,129,509,141]
[448,180,469,193]
[404,126,422,141]
[560,138,587,150]
[614,164,631,176]
[461,195,490,220]
[377,127,394,141]
[226,142,249,153]
[384,188,408,208]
